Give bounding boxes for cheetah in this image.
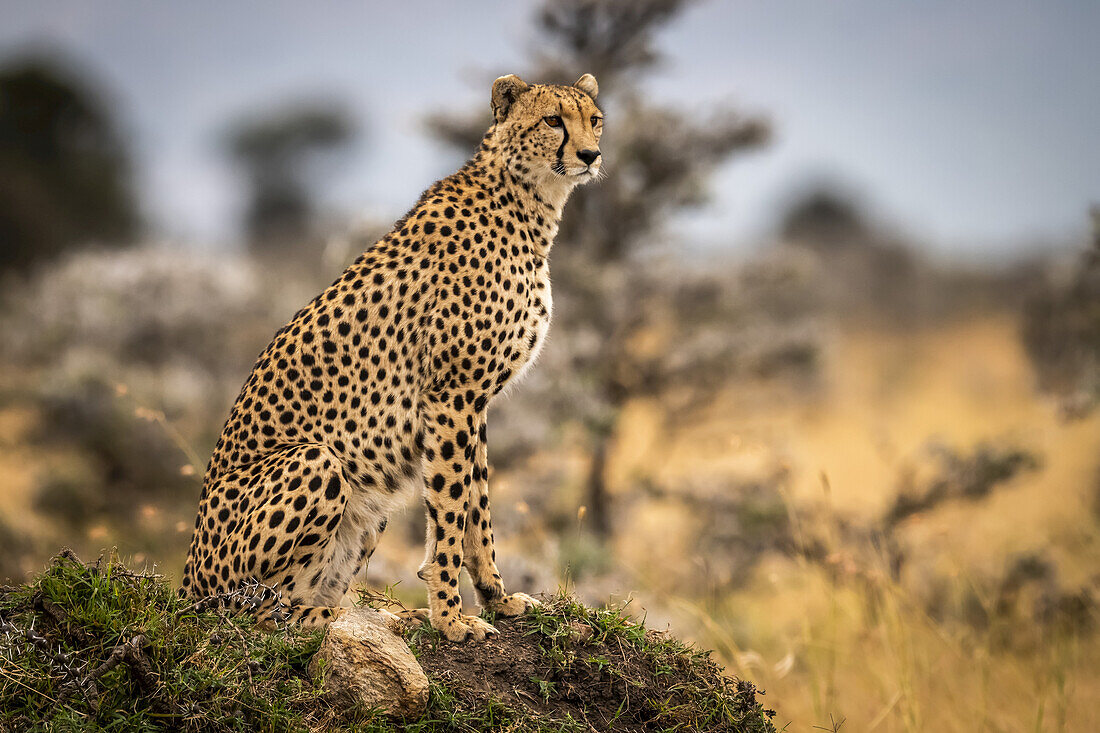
[180,73,603,642]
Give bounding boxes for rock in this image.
[309,608,429,718]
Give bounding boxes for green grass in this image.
[1,551,777,732]
[0,549,325,732]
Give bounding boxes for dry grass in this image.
[609,315,1100,731]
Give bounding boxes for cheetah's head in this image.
[490,73,603,192]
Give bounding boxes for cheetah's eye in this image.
[543,115,562,128]
[590,115,602,127]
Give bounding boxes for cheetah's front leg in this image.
[463,415,540,617]
[417,396,497,642]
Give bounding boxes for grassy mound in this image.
[0,551,777,732]
[408,598,777,732]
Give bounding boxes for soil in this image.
[410,614,772,732]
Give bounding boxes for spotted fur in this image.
[180,74,603,642]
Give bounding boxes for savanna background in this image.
[2,1,1099,730]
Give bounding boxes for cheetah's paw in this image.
[376,607,428,634]
[489,592,541,617]
[438,613,498,642]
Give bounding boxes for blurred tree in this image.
[1022,206,1100,418]
[0,56,138,273]
[779,188,868,248]
[775,184,930,322]
[429,0,770,538]
[223,101,355,252]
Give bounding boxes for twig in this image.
[86,635,145,683]
[356,586,413,613]
[176,579,290,629]
[34,594,92,647]
[85,634,172,716]
[1,612,97,709]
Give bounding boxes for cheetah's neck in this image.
[470,127,577,256]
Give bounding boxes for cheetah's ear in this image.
[573,73,598,100]
[491,74,530,123]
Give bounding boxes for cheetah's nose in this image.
[577,149,600,165]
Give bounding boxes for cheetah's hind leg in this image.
[183,443,360,632]
[255,604,346,631]
[196,581,346,632]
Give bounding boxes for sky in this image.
[3,0,1099,258]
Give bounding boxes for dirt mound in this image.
[408,597,777,732]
